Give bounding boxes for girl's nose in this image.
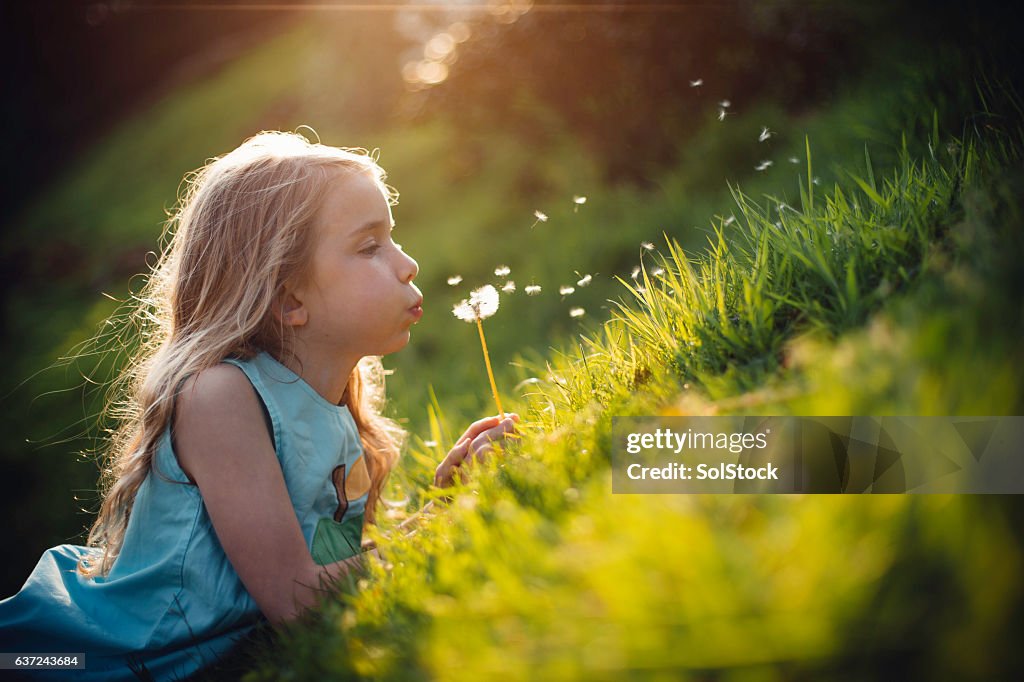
[400,249,419,283]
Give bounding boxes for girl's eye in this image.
[360,243,381,256]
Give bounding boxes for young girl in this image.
[0,131,518,680]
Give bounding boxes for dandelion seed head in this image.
[447,275,463,286]
[641,241,655,251]
[689,78,703,87]
[755,160,773,171]
[452,284,500,322]
[559,285,576,296]
[424,440,438,448]
[494,265,511,277]
[534,210,548,222]
[525,284,542,296]
[576,274,592,287]
[813,176,821,186]
[724,215,736,226]
[719,99,731,108]
[573,195,587,205]
[631,265,641,280]
[652,267,665,277]
[569,307,585,318]
[717,108,727,121]
[788,156,800,164]
[759,127,772,142]
[636,286,647,295]
[501,280,516,293]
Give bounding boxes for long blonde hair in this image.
[78,131,405,578]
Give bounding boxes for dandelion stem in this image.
[475,317,505,420]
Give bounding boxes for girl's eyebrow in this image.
[349,219,394,239]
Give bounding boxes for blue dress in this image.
[0,352,370,680]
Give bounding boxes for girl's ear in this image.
[278,291,308,328]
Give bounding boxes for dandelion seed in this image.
[494,265,511,277]
[447,275,463,286]
[514,377,540,390]
[501,280,516,293]
[451,284,504,419]
[573,195,587,212]
[576,274,592,287]
[636,286,647,295]
[812,176,821,186]
[452,284,499,322]
[724,215,736,226]
[631,265,641,280]
[689,78,703,87]
[525,284,542,295]
[719,99,731,108]
[559,285,575,296]
[424,440,438,448]
[788,156,800,164]
[778,202,788,211]
[641,241,655,251]
[530,210,548,229]
[569,307,585,318]
[755,160,773,171]
[759,127,772,142]
[652,267,665,277]
[717,108,727,122]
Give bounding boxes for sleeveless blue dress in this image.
[0,352,370,680]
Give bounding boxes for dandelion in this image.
[576,274,592,287]
[651,267,665,277]
[717,108,727,122]
[501,280,516,293]
[573,195,587,212]
[569,307,585,318]
[559,285,576,296]
[452,285,505,419]
[525,284,542,296]
[424,440,438,448]
[530,210,548,229]
[724,215,736,226]
[447,275,463,286]
[640,241,655,251]
[494,265,511,277]
[813,176,821,186]
[689,78,703,87]
[759,127,772,142]
[755,160,773,172]
[636,286,647,295]
[630,265,641,280]
[788,156,800,164]
[719,99,731,108]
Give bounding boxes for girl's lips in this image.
[409,304,423,321]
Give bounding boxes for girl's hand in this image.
[434,414,520,488]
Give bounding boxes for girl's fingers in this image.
[436,416,520,486]
[467,418,518,462]
[458,413,521,444]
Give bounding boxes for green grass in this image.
[213,82,1024,681]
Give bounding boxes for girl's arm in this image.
[174,364,367,628]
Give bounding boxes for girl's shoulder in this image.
[173,362,270,484]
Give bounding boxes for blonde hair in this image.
[78,131,404,578]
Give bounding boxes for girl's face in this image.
[290,170,421,360]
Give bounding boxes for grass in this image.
[209,81,1024,681]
